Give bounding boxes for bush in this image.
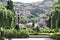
[50,33,60,40]
[19,30,29,38]
[15,24,20,30]
[32,27,40,35]
[0,5,15,29]
[39,28,55,33]
[2,29,29,38]
[32,26,40,32]
[20,16,30,24]
[23,28,34,35]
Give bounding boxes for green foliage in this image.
[30,14,45,22]
[39,28,55,33]
[32,26,40,33]
[2,28,60,38]
[19,30,29,37]
[50,33,60,40]
[25,28,34,34]
[7,0,14,12]
[48,1,60,29]
[31,17,39,22]
[35,26,40,32]
[0,5,15,29]
[15,24,19,30]
[0,5,6,10]
[32,27,40,35]
[20,16,30,23]
[6,0,14,13]
[32,27,55,34]
[2,29,29,38]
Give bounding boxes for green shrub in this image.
[2,29,29,38]
[25,28,34,34]
[0,5,15,29]
[19,30,29,38]
[39,28,55,33]
[32,26,40,32]
[15,24,20,30]
[32,27,55,33]
[50,33,60,40]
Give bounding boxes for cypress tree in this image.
[48,0,60,29]
[7,0,14,12]
[6,0,15,28]
[0,5,15,29]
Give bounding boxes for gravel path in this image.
[4,38,55,40]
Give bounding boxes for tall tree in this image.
[48,0,60,29]
[6,0,15,28]
[7,0,14,12]
[0,5,15,29]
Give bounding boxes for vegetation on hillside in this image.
[0,0,60,39]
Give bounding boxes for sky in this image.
[12,0,44,3]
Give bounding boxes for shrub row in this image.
[2,29,29,38]
[1,28,60,38]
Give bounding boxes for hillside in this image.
[14,0,55,17]
[0,0,55,23]
[0,0,55,17]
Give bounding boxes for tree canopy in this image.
[0,5,15,29]
[48,0,60,29]
[7,0,14,12]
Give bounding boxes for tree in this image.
[7,0,14,12]
[35,26,40,32]
[48,0,60,29]
[32,26,40,35]
[15,24,19,30]
[0,5,15,29]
